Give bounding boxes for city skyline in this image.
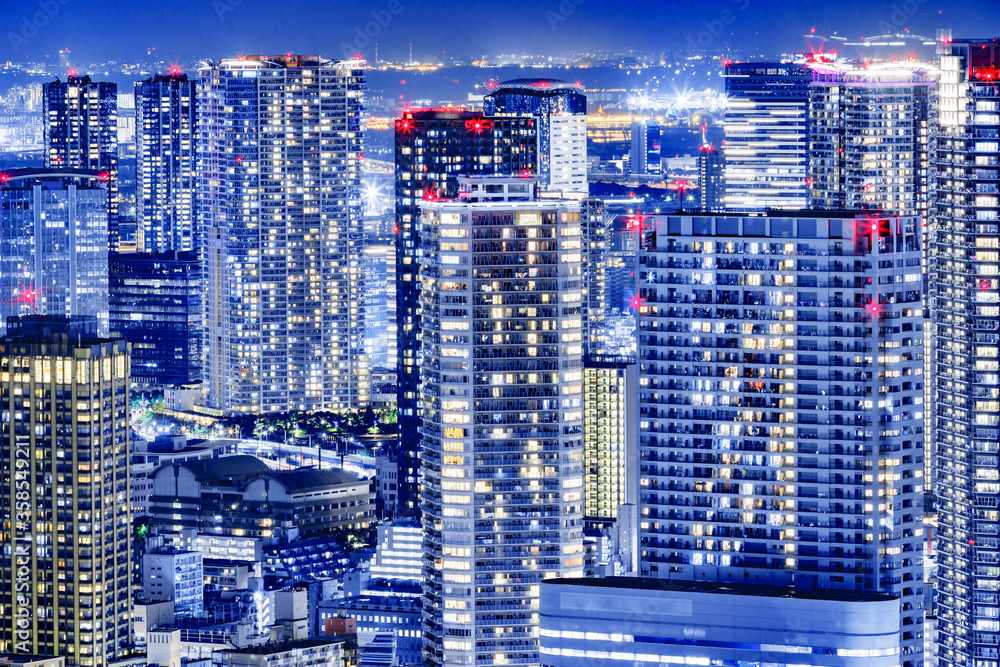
[6,5,1000,667]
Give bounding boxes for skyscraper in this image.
[583,355,637,522]
[394,109,538,516]
[809,61,937,217]
[933,37,1000,667]
[723,63,810,210]
[135,72,197,253]
[43,75,119,250]
[638,212,925,667]
[698,142,724,212]
[363,243,396,372]
[0,169,110,335]
[629,120,661,176]
[484,78,588,196]
[420,178,585,666]
[197,55,365,414]
[108,250,202,387]
[0,315,131,665]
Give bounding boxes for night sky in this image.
[3,0,998,65]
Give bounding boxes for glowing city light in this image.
[623,289,647,315]
[864,299,885,322]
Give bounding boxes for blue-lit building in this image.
[321,595,422,667]
[629,120,660,176]
[539,578,901,667]
[197,55,366,414]
[135,73,197,253]
[0,168,109,335]
[393,109,538,517]
[363,243,395,372]
[484,78,588,195]
[109,250,201,387]
[43,75,120,250]
[723,63,810,210]
[263,536,351,582]
[697,143,724,212]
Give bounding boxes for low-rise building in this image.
[218,638,353,667]
[148,455,374,540]
[539,578,900,667]
[143,550,204,618]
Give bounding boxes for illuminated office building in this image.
[933,37,1000,667]
[108,250,201,387]
[0,315,131,665]
[198,55,365,414]
[698,143,725,212]
[583,355,637,521]
[723,63,810,210]
[539,578,902,667]
[484,79,588,196]
[420,178,585,666]
[629,120,661,176]
[638,212,925,667]
[809,60,937,217]
[394,108,537,516]
[135,72,197,253]
[363,243,396,372]
[43,75,119,250]
[0,169,109,336]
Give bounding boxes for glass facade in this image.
[198,55,366,414]
[43,76,119,251]
[394,109,538,518]
[108,250,201,387]
[723,63,811,210]
[484,79,588,196]
[419,181,585,666]
[638,213,925,667]
[363,243,396,372]
[135,74,197,253]
[0,170,109,336]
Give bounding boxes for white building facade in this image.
[539,578,902,667]
[197,55,366,414]
[638,212,925,667]
[419,178,586,666]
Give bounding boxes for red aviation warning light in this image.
[864,299,885,322]
[4,282,51,313]
[464,118,492,134]
[625,215,645,233]
[624,289,647,315]
[395,117,414,135]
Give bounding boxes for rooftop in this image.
[489,78,583,94]
[545,577,897,602]
[178,455,270,482]
[270,468,361,491]
[221,638,348,655]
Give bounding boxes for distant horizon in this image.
[2,0,995,66]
